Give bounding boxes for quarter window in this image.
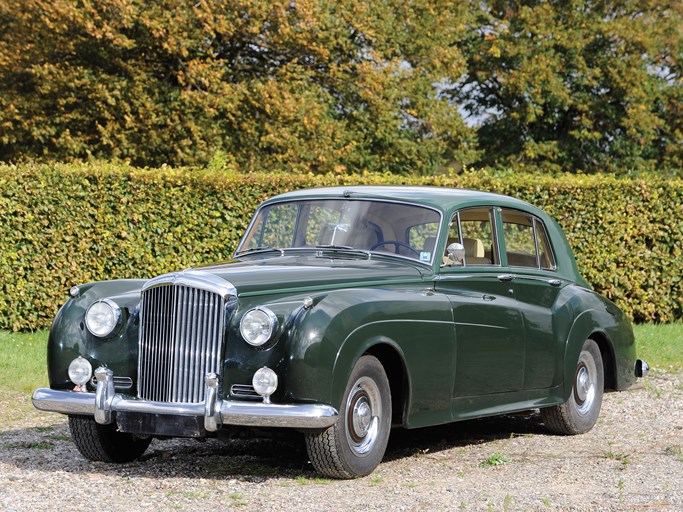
[501,210,556,270]
[535,221,556,270]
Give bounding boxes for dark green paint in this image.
[44,186,638,434]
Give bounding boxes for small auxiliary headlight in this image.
[85,299,122,338]
[240,307,278,346]
[68,357,93,386]
[252,367,278,403]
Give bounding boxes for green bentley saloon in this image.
[33,186,648,478]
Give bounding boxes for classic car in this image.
[33,186,649,478]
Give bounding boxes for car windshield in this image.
[236,199,441,263]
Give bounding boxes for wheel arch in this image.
[563,309,607,401]
[588,331,617,391]
[364,343,409,427]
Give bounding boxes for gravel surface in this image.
[1,372,681,512]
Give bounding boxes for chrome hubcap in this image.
[345,377,381,456]
[352,398,372,437]
[576,367,590,402]
[574,351,597,416]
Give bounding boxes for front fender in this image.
[284,288,454,422]
[47,280,145,390]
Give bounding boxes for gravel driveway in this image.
[1,372,681,511]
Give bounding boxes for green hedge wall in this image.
[1,162,681,330]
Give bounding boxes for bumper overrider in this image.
[32,367,338,433]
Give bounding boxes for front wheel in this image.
[305,355,391,478]
[541,338,604,435]
[69,415,151,463]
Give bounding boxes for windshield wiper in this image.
[235,247,285,257]
[314,245,371,259]
[315,244,354,250]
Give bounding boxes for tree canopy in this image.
[0,1,680,174]
[454,0,682,173]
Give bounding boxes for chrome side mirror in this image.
[446,242,466,264]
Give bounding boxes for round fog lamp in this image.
[252,367,278,402]
[240,307,278,346]
[68,356,93,386]
[85,299,122,338]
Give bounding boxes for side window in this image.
[501,210,556,270]
[444,208,498,266]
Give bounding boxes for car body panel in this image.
[436,271,525,395]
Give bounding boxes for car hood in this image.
[186,254,432,297]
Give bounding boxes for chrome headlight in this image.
[85,299,122,338]
[240,307,278,346]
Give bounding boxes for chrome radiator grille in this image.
[138,283,225,403]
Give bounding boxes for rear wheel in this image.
[69,415,151,463]
[541,338,604,435]
[305,355,391,478]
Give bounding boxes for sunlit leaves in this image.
[0,0,477,174]
[454,0,682,173]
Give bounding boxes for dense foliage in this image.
[453,0,682,173]
[0,0,475,174]
[1,1,680,174]
[1,162,680,330]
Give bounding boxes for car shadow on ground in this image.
[1,410,549,481]
[384,409,547,462]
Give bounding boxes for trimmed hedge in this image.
[1,162,681,330]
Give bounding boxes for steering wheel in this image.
[370,240,420,257]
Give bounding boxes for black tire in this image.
[541,338,604,435]
[305,355,391,479]
[68,415,151,463]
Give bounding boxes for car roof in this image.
[263,185,541,215]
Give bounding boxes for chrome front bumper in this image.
[32,368,338,431]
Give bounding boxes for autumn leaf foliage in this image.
[0,1,680,174]
[0,0,476,174]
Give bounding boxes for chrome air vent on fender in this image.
[137,271,236,404]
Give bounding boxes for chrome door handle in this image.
[482,294,496,301]
[497,274,515,282]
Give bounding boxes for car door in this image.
[500,209,564,390]
[434,207,526,398]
